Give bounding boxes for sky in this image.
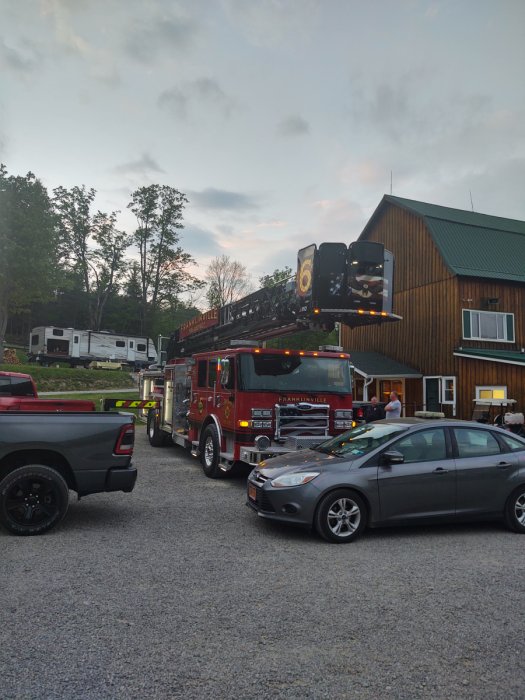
[1,0,524,292]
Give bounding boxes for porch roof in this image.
[454,348,525,366]
[349,351,422,379]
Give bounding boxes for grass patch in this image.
[43,391,143,415]
[0,362,137,392]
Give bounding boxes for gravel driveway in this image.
[2,428,524,699]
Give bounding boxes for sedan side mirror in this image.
[381,449,405,465]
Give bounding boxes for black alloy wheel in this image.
[0,465,69,536]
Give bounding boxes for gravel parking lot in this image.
[2,428,524,699]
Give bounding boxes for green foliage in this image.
[0,363,136,392]
[0,164,59,345]
[128,185,204,332]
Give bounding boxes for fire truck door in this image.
[217,357,236,435]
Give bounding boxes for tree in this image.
[259,266,293,288]
[128,185,203,333]
[52,185,131,331]
[205,255,252,309]
[0,164,59,347]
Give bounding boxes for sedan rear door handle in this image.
[497,462,512,469]
[433,467,449,474]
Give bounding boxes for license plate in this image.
[248,482,257,502]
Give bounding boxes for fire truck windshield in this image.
[238,354,352,394]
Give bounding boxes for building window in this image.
[441,377,456,404]
[462,309,514,342]
[380,380,403,406]
[475,386,507,401]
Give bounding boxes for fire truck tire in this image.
[200,425,223,479]
[147,410,167,447]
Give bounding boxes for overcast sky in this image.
[1,0,524,288]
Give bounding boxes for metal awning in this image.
[349,351,422,379]
[454,348,525,367]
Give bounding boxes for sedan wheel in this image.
[504,487,525,533]
[315,489,367,543]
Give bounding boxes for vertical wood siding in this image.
[342,203,525,419]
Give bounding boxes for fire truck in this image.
[142,241,401,478]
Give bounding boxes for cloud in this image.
[158,78,235,120]
[0,39,41,74]
[277,115,310,137]
[113,153,165,177]
[124,14,198,63]
[189,188,259,211]
[182,223,222,258]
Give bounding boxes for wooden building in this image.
[341,195,525,420]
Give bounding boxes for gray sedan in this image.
[246,419,525,543]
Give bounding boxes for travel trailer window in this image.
[137,343,146,352]
[116,340,125,347]
[53,328,64,336]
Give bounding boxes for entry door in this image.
[71,335,80,358]
[424,377,441,412]
[127,340,135,361]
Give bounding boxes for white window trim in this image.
[463,309,514,343]
[475,385,507,401]
[441,376,456,405]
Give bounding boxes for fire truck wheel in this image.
[200,425,223,479]
[147,410,167,447]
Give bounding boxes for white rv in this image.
[29,326,158,368]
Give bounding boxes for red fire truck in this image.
[142,241,401,478]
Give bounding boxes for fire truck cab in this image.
[147,345,354,477]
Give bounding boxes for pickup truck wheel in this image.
[147,410,168,447]
[200,425,223,479]
[0,465,69,536]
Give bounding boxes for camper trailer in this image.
[28,327,158,369]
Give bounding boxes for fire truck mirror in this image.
[220,358,234,390]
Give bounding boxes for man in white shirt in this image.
[385,391,402,418]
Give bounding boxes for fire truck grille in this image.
[275,403,330,441]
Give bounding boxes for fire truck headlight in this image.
[335,410,353,420]
[271,472,320,488]
[335,420,353,429]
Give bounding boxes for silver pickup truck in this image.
[0,412,137,535]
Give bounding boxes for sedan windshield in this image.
[316,423,408,457]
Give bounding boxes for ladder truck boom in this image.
[167,241,400,359]
[142,240,401,479]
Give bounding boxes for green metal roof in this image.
[368,195,525,283]
[454,348,525,366]
[349,351,421,378]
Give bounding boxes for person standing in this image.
[366,396,385,422]
[385,391,402,418]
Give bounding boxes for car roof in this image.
[380,418,493,428]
